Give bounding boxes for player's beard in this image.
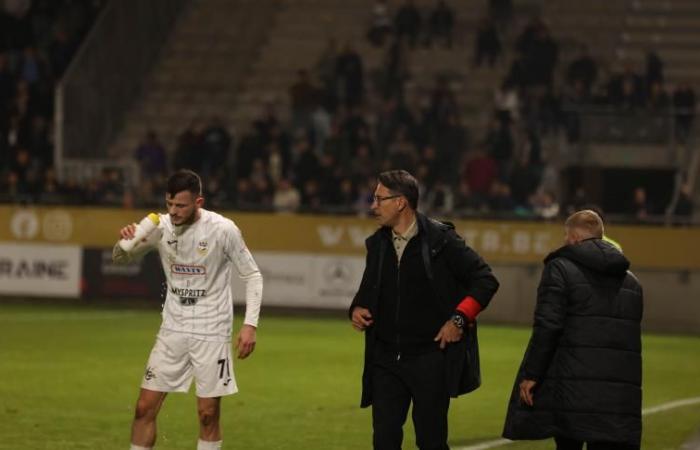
[173,207,199,226]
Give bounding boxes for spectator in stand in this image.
[337,177,357,210]
[427,0,454,48]
[645,50,664,89]
[310,101,332,156]
[489,0,513,30]
[434,112,468,184]
[368,0,393,47]
[494,79,520,123]
[316,38,339,110]
[427,76,459,130]
[19,46,49,86]
[272,178,301,213]
[530,188,560,219]
[673,83,696,143]
[529,24,558,88]
[324,120,352,167]
[509,154,541,208]
[39,167,65,204]
[453,179,485,212]
[419,144,441,187]
[174,119,206,172]
[291,135,320,192]
[336,43,365,107]
[289,69,318,132]
[487,180,516,213]
[387,126,419,174]
[608,64,644,109]
[566,45,597,94]
[484,115,514,180]
[0,52,14,108]
[134,130,167,181]
[394,0,422,48]
[424,179,454,215]
[235,178,260,208]
[474,18,501,68]
[301,179,323,210]
[350,143,376,183]
[26,115,52,167]
[95,167,125,206]
[9,147,41,200]
[647,81,670,112]
[674,183,694,219]
[463,148,498,199]
[565,186,589,216]
[381,39,410,100]
[317,153,344,204]
[629,186,653,220]
[48,27,77,78]
[202,116,232,176]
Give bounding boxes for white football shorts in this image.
[140,329,238,397]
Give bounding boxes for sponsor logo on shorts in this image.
[144,366,156,381]
[171,264,206,275]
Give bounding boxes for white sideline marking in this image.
[0,311,145,322]
[455,396,700,450]
[643,396,700,415]
[454,438,514,450]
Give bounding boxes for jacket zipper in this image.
[395,256,401,361]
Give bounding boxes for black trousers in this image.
[372,347,450,450]
[555,436,640,450]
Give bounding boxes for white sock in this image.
[197,439,222,450]
[129,445,152,450]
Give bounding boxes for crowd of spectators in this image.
[0,1,695,222]
[0,0,104,204]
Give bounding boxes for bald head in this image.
[565,210,604,245]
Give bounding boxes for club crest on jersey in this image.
[197,240,209,255]
[171,264,206,275]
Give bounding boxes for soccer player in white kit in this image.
[113,170,263,450]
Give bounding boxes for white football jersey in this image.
[113,209,263,341]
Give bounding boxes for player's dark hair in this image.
[378,169,419,210]
[166,170,202,197]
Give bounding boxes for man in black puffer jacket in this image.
[503,210,643,450]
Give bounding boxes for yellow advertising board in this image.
[1,206,698,270]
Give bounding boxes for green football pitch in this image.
[1,303,699,450]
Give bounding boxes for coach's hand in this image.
[236,324,256,359]
[119,223,137,239]
[519,379,537,407]
[351,307,374,331]
[434,320,463,349]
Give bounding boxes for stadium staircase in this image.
[233,0,508,138]
[108,0,514,159]
[107,0,280,158]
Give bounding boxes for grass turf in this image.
[0,303,698,449]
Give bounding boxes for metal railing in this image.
[55,0,188,182]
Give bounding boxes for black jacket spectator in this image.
[503,239,643,446]
[394,0,422,48]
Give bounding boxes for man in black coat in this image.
[350,169,499,450]
[503,210,643,450]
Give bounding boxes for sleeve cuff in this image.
[456,296,482,322]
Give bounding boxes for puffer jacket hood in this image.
[545,238,630,276]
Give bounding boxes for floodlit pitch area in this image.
[0,303,699,450]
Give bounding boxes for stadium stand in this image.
[1,0,698,225]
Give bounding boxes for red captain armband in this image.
[456,296,482,322]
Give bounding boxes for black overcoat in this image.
[503,239,643,445]
[350,213,499,408]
